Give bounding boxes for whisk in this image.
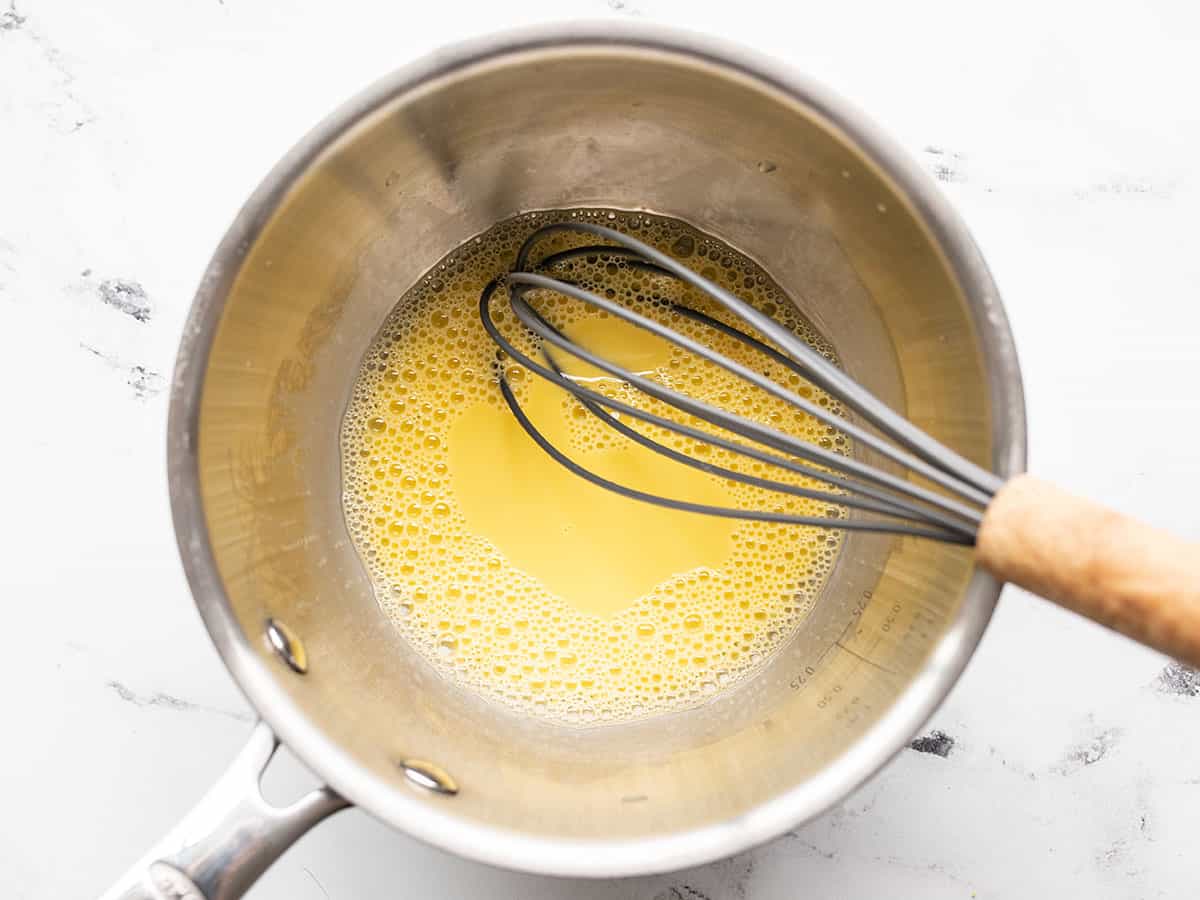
[480,221,1200,667]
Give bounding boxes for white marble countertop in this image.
[3,1,1199,897]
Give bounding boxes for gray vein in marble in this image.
[1152,661,1200,696]
[790,818,978,890]
[1092,787,1154,877]
[909,729,955,757]
[1075,175,1177,200]
[918,143,1179,202]
[709,853,755,899]
[1053,726,1122,775]
[787,838,837,860]
[81,342,165,399]
[606,0,642,14]
[658,854,756,900]
[1095,839,1146,876]
[10,4,96,132]
[986,744,1038,781]
[106,680,253,722]
[922,145,967,183]
[302,868,330,900]
[0,0,25,31]
[98,278,153,323]
[127,364,165,399]
[0,237,16,294]
[872,854,975,892]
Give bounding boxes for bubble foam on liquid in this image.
[341,209,848,726]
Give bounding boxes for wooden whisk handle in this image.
[977,474,1200,667]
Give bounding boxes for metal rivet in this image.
[400,758,458,795]
[265,618,307,674]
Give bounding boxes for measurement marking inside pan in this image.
[834,639,900,677]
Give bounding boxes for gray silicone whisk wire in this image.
[480,222,1000,545]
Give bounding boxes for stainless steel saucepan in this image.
[102,22,1025,899]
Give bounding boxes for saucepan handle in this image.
[99,721,348,900]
